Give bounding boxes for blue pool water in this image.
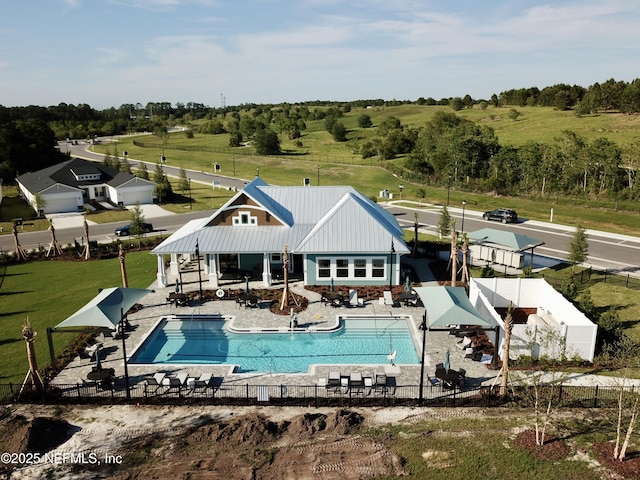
[129,316,420,373]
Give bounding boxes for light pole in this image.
[461,200,467,234]
[389,238,395,290]
[233,156,236,175]
[188,179,192,211]
[119,307,131,401]
[256,166,260,177]
[399,184,403,201]
[447,175,451,206]
[317,164,320,186]
[195,240,203,300]
[418,310,427,405]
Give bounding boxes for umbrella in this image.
[245,276,250,293]
[412,286,492,328]
[330,277,334,293]
[444,349,450,371]
[175,279,180,293]
[404,275,411,293]
[55,287,153,330]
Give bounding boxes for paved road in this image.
[386,202,640,277]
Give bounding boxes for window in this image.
[316,257,387,280]
[336,259,349,277]
[271,253,282,262]
[232,210,257,226]
[372,258,385,277]
[318,259,331,278]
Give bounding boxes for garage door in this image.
[44,196,78,214]
[120,190,153,206]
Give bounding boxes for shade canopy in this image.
[55,287,152,330]
[413,286,492,328]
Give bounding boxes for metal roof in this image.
[468,228,545,252]
[152,178,409,255]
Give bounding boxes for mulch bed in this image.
[513,429,569,461]
[592,441,640,479]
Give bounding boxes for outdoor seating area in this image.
[166,292,189,307]
[319,371,395,396]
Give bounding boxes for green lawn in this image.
[0,252,157,384]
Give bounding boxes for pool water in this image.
[129,316,420,373]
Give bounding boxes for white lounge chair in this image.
[383,291,399,307]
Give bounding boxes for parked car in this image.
[115,222,153,236]
[482,209,518,224]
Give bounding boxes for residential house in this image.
[16,158,155,214]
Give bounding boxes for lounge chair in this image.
[195,373,213,391]
[350,372,364,394]
[456,336,473,350]
[458,368,467,386]
[326,371,341,393]
[383,291,399,307]
[374,373,387,392]
[146,372,166,393]
[164,372,189,391]
[348,290,364,307]
[363,376,373,395]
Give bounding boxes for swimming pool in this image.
[129,315,421,373]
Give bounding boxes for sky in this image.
[1,0,639,109]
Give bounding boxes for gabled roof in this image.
[16,158,151,194]
[295,191,409,253]
[413,286,492,328]
[152,178,409,255]
[468,228,544,252]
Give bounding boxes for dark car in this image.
[115,222,153,236]
[482,209,518,224]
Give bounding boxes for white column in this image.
[170,253,179,275]
[208,254,219,288]
[262,252,272,287]
[156,255,167,288]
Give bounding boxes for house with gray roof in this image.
[16,158,155,214]
[151,177,410,288]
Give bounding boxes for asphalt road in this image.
[3,139,638,277]
[386,203,640,277]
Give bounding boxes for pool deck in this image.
[51,260,502,394]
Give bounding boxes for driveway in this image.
[47,204,174,229]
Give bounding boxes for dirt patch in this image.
[0,406,406,480]
[592,441,640,479]
[512,428,569,461]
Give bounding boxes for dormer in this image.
[70,167,101,182]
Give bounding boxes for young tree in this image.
[568,224,589,273]
[499,302,514,396]
[178,167,190,194]
[137,163,149,180]
[120,156,132,174]
[437,205,451,240]
[129,202,146,237]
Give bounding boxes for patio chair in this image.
[146,372,166,393]
[458,368,467,386]
[194,373,213,391]
[374,373,387,393]
[456,336,472,350]
[350,372,364,394]
[348,290,364,308]
[427,374,441,389]
[165,372,189,391]
[363,376,373,395]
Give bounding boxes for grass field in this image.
[89,104,640,236]
[0,252,157,385]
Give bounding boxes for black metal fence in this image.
[1,381,633,409]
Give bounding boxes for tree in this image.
[499,302,514,396]
[568,224,588,273]
[357,113,372,128]
[254,128,280,155]
[508,108,522,121]
[178,167,190,194]
[330,122,347,142]
[129,201,146,237]
[437,205,451,240]
[137,163,149,180]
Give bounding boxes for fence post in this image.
[557,384,564,405]
[593,385,599,408]
[626,275,629,288]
